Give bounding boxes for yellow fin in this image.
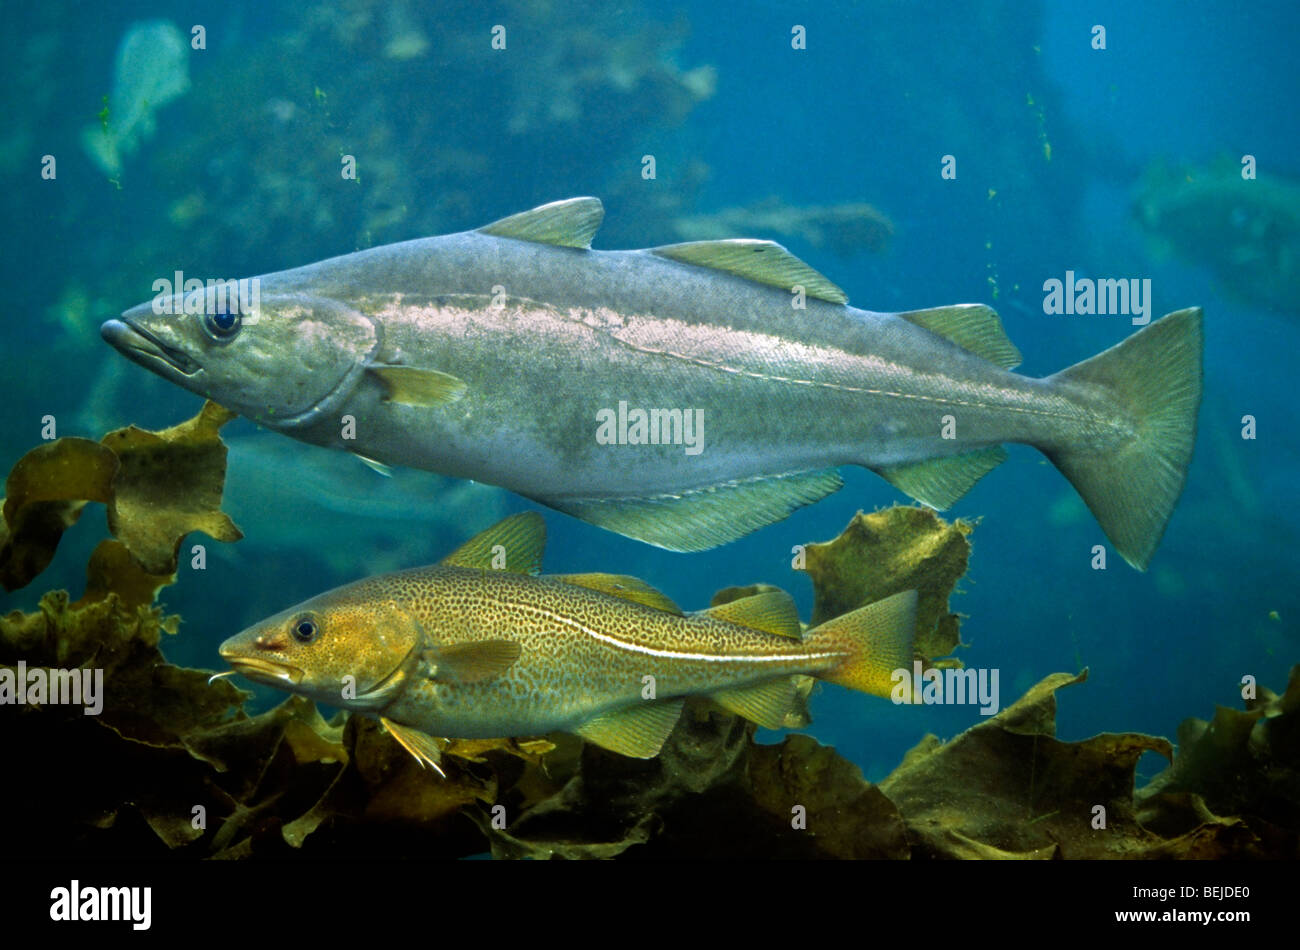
[575,698,684,758]
[807,590,917,698]
[369,365,467,407]
[543,469,843,552]
[478,197,604,249]
[440,512,545,573]
[380,716,447,777]
[704,589,802,639]
[896,304,1022,369]
[710,676,809,730]
[553,573,683,615]
[875,445,1008,509]
[430,639,521,684]
[652,239,848,304]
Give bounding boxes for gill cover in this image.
[109,292,379,426]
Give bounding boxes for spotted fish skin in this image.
[372,566,846,738]
[218,514,917,762]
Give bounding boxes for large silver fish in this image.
[102,198,1202,568]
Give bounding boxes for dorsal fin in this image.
[896,304,1022,369]
[478,197,604,249]
[552,573,683,615]
[651,239,848,304]
[704,589,803,639]
[440,512,545,574]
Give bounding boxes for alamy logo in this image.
[0,661,103,715]
[890,660,1000,715]
[151,270,261,322]
[595,401,704,455]
[50,880,151,930]
[1042,270,1152,325]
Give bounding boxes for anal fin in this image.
[710,676,811,730]
[575,698,685,758]
[541,469,843,552]
[875,446,1007,509]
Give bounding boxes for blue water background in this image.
[1,0,1297,785]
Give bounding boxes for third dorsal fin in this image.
[652,239,848,304]
[896,304,1022,369]
[478,197,604,249]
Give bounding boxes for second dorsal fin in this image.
[553,573,684,615]
[652,239,848,304]
[478,197,604,249]
[896,304,1022,369]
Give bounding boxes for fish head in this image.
[101,288,378,426]
[219,586,424,712]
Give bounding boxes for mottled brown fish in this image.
[217,513,916,773]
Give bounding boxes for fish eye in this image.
[203,306,242,342]
[291,616,318,643]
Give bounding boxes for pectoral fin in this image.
[575,698,685,758]
[429,639,522,684]
[368,364,467,407]
[380,716,447,777]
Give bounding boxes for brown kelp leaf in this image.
[281,765,354,849]
[282,706,348,766]
[182,694,329,780]
[102,400,243,574]
[748,733,910,859]
[78,539,176,609]
[802,506,973,662]
[1,588,176,669]
[0,437,120,591]
[97,662,249,749]
[878,670,1177,858]
[1136,664,1300,843]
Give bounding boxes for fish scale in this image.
[104,197,1202,568]
[218,513,919,768]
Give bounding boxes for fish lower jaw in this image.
[100,319,202,377]
[226,657,304,687]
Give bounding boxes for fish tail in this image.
[806,590,917,697]
[1044,307,1203,570]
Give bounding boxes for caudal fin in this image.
[807,590,917,697]
[1045,307,1203,570]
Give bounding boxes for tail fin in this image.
[1045,307,1203,570]
[806,590,917,697]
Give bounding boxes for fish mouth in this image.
[221,654,304,687]
[101,318,202,377]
